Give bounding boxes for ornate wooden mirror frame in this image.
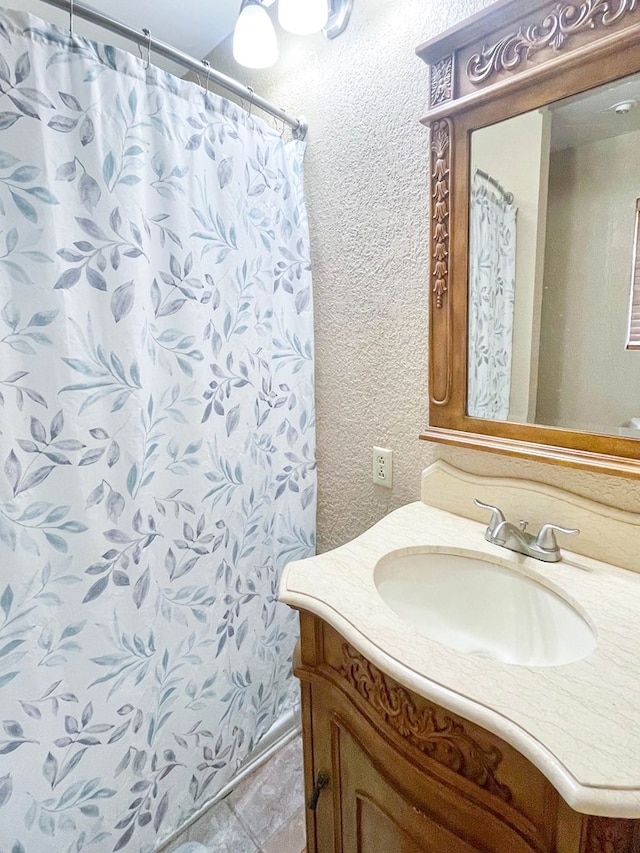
[417,0,640,478]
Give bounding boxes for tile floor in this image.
[163,734,306,853]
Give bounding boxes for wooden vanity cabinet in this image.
[295,611,640,853]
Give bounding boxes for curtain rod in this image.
[39,0,308,139]
[474,168,514,204]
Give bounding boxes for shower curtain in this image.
[467,177,517,420]
[0,9,315,852]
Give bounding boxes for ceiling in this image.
[17,0,239,61]
[550,72,640,151]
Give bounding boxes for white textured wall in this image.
[537,129,640,433]
[212,0,640,553]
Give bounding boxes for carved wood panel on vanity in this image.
[340,645,512,803]
[582,816,640,853]
[294,611,640,853]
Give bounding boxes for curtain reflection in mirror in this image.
[468,173,517,419]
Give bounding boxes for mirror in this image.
[468,72,640,439]
[417,0,640,478]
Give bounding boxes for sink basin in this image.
[374,550,596,666]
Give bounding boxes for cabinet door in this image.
[309,690,480,853]
[337,722,480,853]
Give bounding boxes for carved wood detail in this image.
[340,644,513,803]
[582,815,638,852]
[467,0,639,84]
[431,119,450,310]
[430,54,454,107]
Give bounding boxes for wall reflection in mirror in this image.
[468,71,640,439]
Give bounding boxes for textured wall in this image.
[537,129,640,433]
[212,0,640,554]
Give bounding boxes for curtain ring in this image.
[69,0,74,37]
[203,60,211,93]
[142,28,151,70]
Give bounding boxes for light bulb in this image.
[278,0,329,35]
[233,1,279,69]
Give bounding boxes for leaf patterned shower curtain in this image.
[0,9,315,852]
[468,178,517,420]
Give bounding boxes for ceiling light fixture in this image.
[278,0,329,35]
[232,0,353,69]
[323,0,353,39]
[232,0,279,69]
[610,99,638,116]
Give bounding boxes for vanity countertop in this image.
[279,466,640,819]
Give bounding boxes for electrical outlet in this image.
[372,446,393,487]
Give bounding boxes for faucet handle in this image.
[474,499,506,535]
[535,523,579,552]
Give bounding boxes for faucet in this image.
[474,499,579,563]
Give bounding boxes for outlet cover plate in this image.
[372,446,392,488]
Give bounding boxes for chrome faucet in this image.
[474,499,579,563]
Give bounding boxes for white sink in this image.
[374,550,596,666]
